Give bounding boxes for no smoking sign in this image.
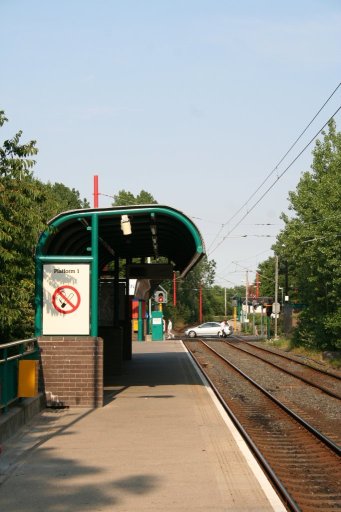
[52,285,81,314]
[43,264,90,335]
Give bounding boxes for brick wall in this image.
[38,336,103,408]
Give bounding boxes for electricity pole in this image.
[274,255,279,340]
[245,270,249,323]
[199,285,203,323]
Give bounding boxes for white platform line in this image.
[181,340,287,512]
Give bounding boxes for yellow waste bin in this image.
[18,360,38,397]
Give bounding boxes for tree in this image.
[0,111,42,339]
[164,257,217,324]
[47,182,90,211]
[111,189,157,206]
[274,119,341,349]
[257,257,276,299]
[0,111,90,340]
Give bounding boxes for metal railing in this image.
[0,338,40,413]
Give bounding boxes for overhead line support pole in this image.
[274,255,279,340]
[93,175,99,208]
[199,285,203,323]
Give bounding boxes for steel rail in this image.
[224,338,341,400]
[186,344,301,512]
[233,334,341,381]
[199,339,340,455]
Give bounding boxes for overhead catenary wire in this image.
[209,103,341,256]
[207,82,341,253]
[223,214,341,233]
[199,213,341,232]
[231,262,276,284]
[215,234,276,239]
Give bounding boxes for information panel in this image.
[43,264,90,335]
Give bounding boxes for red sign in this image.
[52,285,81,314]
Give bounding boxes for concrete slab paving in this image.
[0,341,286,511]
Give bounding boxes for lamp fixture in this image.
[121,215,132,235]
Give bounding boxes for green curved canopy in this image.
[36,204,205,276]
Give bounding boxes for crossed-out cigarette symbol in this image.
[52,285,81,314]
[58,291,74,308]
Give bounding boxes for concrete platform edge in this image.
[0,394,46,444]
[180,340,286,512]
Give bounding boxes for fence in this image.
[0,338,40,413]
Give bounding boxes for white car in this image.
[184,321,233,338]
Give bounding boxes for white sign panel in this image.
[43,264,90,335]
[129,279,137,296]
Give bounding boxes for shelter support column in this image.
[35,258,43,336]
[91,214,99,336]
[124,258,132,359]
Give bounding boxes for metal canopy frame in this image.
[35,205,205,336]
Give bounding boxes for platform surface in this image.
[0,341,286,511]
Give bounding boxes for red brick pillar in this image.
[38,336,103,408]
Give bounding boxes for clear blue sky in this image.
[1,0,340,288]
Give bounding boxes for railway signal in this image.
[154,290,167,304]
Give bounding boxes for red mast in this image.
[173,271,177,306]
[199,285,203,323]
[93,175,99,208]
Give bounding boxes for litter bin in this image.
[151,311,164,341]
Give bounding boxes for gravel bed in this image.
[248,339,341,377]
[190,339,341,446]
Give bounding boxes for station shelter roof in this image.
[36,205,206,278]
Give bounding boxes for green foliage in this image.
[47,182,90,211]
[0,111,89,341]
[181,257,216,322]
[257,257,276,298]
[273,119,341,350]
[204,285,228,318]
[112,189,157,206]
[0,111,38,181]
[162,257,218,324]
[0,112,41,339]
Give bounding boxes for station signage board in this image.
[42,264,90,335]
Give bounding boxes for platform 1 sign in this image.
[43,264,90,335]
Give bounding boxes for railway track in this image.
[184,338,341,512]
[231,336,341,399]
[209,337,341,446]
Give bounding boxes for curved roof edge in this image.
[37,204,206,278]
